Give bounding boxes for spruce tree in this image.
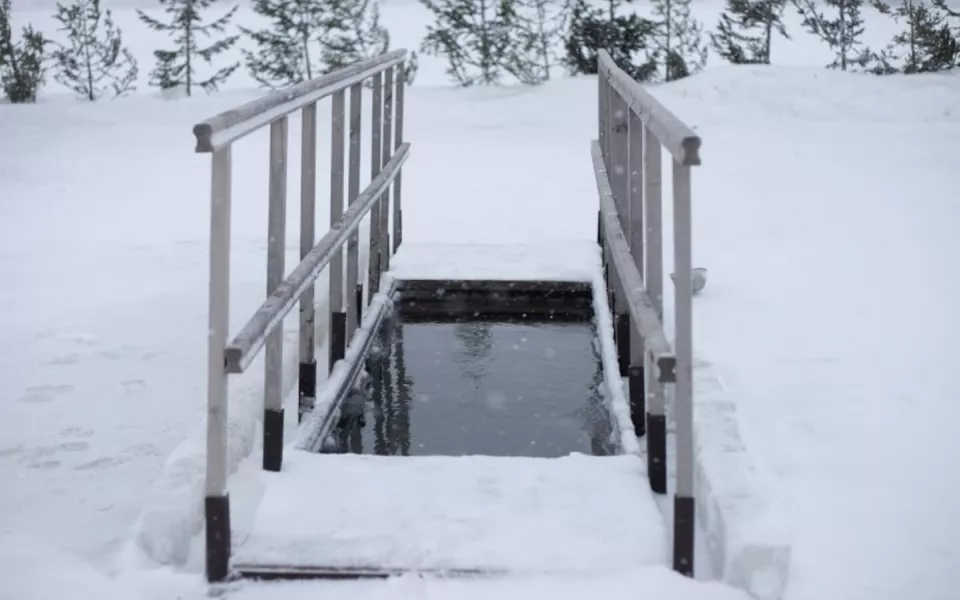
[651,0,708,81]
[513,0,570,82]
[241,0,331,88]
[419,0,528,85]
[792,0,870,70]
[710,0,790,65]
[0,0,48,103]
[932,0,960,67]
[52,0,138,100]
[563,0,658,81]
[137,0,240,96]
[874,0,959,72]
[322,0,387,70]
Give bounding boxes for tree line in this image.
[2,0,959,103]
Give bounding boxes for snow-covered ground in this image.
[3,1,960,599]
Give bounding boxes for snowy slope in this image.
[3,1,960,600]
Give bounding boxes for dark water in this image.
[326,318,617,458]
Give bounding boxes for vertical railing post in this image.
[263,116,288,473]
[602,77,615,311]
[644,128,666,495]
[627,109,646,437]
[205,144,232,583]
[368,71,383,295]
[380,66,394,272]
[393,62,405,253]
[609,92,630,383]
[347,83,363,335]
[329,91,347,372]
[597,71,606,249]
[672,161,695,577]
[298,103,318,423]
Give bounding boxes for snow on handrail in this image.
[597,50,701,166]
[192,49,407,153]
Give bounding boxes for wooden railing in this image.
[593,49,702,577]
[195,49,411,582]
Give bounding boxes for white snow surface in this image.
[232,450,666,572]
[3,1,960,600]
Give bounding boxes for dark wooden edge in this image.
[397,279,592,294]
[235,563,509,581]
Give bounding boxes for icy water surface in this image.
[328,318,616,457]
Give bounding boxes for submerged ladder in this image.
[195,49,701,584]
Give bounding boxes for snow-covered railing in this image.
[195,49,411,583]
[593,49,701,578]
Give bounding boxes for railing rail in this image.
[594,49,700,577]
[198,50,411,583]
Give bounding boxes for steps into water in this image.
[230,243,666,580]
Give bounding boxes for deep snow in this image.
[3,0,960,599]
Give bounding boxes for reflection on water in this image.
[327,318,617,458]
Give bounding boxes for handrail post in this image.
[609,92,631,382]
[672,161,695,576]
[263,116,288,473]
[643,125,667,495]
[380,66,394,272]
[368,71,383,295]
[627,109,646,437]
[393,63,405,253]
[329,91,347,373]
[205,144,232,583]
[346,83,363,336]
[298,103,318,423]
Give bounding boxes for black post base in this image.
[356,284,364,325]
[647,413,667,494]
[205,495,231,583]
[263,408,284,472]
[298,361,317,423]
[673,495,696,577]
[330,311,347,373]
[615,312,630,377]
[628,365,645,436]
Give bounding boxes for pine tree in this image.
[52,0,137,100]
[512,0,570,82]
[563,0,658,81]
[419,0,527,85]
[137,0,240,96]
[0,0,48,103]
[792,0,870,70]
[874,0,959,73]
[241,0,331,88]
[323,0,387,70]
[651,0,708,81]
[932,0,960,67]
[710,0,791,65]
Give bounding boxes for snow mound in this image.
[651,65,960,123]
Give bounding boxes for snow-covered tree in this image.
[874,0,959,73]
[512,0,570,82]
[651,0,708,81]
[792,0,869,70]
[0,0,48,103]
[323,0,388,70]
[710,0,791,65]
[137,0,240,95]
[52,0,137,100]
[419,0,528,85]
[241,0,332,88]
[563,0,658,81]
